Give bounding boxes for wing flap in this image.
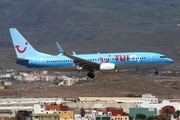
[64,53,100,70]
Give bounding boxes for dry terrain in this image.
[0,73,180,99]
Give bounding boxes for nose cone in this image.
[167,58,174,63]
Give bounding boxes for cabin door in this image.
[151,55,155,62]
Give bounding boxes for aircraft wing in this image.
[64,53,100,70]
[55,42,100,70]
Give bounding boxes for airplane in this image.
[6,28,174,78]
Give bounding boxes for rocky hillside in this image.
[0,0,180,70]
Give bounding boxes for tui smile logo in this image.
[99,55,111,63]
[15,42,28,53]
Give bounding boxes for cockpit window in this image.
[160,56,166,58]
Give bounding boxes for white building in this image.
[0,98,66,112]
[138,95,180,115]
[4,81,12,85]
[33,103,58,114]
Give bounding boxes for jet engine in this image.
[100,63,116,71]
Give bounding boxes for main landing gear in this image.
[87,70,95,78]
[155,69,159,75]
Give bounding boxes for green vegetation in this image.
[15,114,26,120]
[136,113,146,120]
[147,115,167,120]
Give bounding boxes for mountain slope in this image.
[0,0,180,70]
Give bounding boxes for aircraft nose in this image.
[167,58,174,63]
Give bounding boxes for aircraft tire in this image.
[87,72,95,78]
[155,70,158,75]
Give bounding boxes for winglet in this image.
[72,51,76,55]
[56,42,65,54]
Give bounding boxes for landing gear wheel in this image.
[155,70,159,75]
[87,71,95,78]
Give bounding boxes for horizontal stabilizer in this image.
[6,55,27,61]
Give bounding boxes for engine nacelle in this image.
[76,66,82,70]
[100,63,116,71]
